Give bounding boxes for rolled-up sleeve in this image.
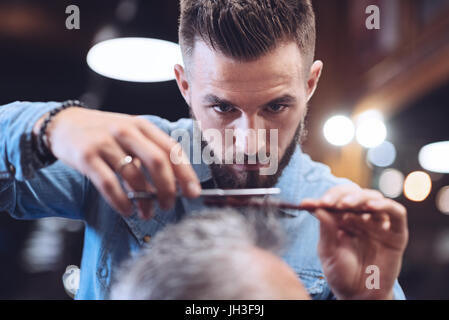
[0,101,87,220]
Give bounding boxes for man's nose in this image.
[234,116,267,156]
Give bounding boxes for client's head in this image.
[111,209,309,300]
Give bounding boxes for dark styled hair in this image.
[179,0,316,66]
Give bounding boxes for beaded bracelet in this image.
[35,100,87,164]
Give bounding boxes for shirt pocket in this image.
[97,216,125,292]
[295,268,329,300]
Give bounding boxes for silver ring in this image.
[117,155,134,172]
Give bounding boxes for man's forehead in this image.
[190,40,305,92]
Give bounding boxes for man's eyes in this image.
[210,104,289,114]
[265,104,288,113]
[211,105,237,114]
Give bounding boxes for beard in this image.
[204,119,307,189]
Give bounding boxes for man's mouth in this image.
[232,164,269,172]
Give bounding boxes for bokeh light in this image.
[355,116,387,148]
[323,115,355,146]
[418,141,449,173]
[379,168,404,198]
[355,109,384,122]
[436,186,449,215]
[87,37,183,82]
[434,230,449,264]
[367,141,397,167]
[404,171,432,202]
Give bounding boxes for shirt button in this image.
[143,235,151,243]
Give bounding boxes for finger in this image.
[114,128,177,210]
[369,212,391,231]
[131,166,156,221]
[135,118,201,198]
[300,198,321,210]
[366,199,407,233]
[315,208,339,255]
[99,143,154,219]
[361,213,371,222]
[341,211,388,234]
[361,212,390,231]
[337,189,384,210]
[320,184,361,207]
[85,156,133,216]
[123,159,156,220]
[338,212,367,237]
[336,212,398,253]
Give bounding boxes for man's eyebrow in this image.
[263,94,297,106]
[203,94,236,107]
[202,93,297,107]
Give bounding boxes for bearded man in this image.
[0,0,407,299]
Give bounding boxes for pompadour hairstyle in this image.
[179,0,316,66]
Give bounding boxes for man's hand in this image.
[33,107,201,219]
[301,185,408,300]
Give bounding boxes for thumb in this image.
[315,208,339,256]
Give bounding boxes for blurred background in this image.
[0,0,448,299]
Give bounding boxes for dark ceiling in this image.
[0,0,188,121]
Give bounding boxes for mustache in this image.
[225,153,271,165]
[201,140,273,165]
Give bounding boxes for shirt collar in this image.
[274,146,307,217]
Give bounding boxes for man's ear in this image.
[306,60,323,102]
[174,64,190,104]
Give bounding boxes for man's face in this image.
[175,40,322,188]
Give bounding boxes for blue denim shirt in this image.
[0,101,406,300]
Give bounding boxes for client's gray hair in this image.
[111,209,285,299]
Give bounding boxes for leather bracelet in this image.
[35,100,87,165]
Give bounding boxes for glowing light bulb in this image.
[379,168,404,198]
[367,141,397,167]
[323,116,355,146]
[356,115,387,149]
[404,171,432,202]
[87,37,183,82]
[418,141,449,173]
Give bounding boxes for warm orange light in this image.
[404,171,432,202]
